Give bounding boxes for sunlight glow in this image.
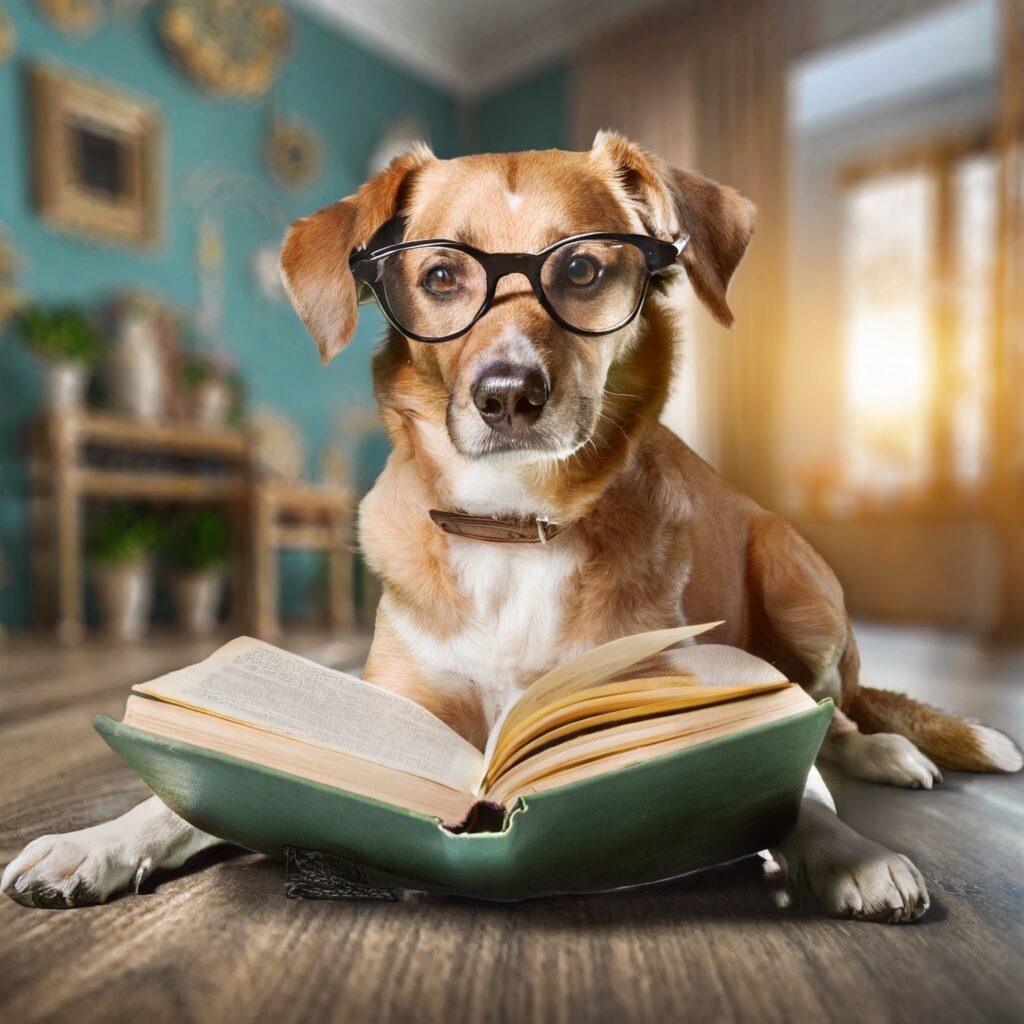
[842,170,935,496]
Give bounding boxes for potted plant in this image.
[161,508,230,636]
[86,506,158,641]
[180,344,243,429]
[15,304,104,410]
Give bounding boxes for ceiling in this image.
[790,0,996,133]
[290,0,667,98]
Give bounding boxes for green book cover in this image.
[94,699,831,901]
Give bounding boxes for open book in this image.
[97,623,832,899]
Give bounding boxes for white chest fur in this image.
[385,532,584,728]
[381,427,591,726]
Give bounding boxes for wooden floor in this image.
[2,625,1022,1024]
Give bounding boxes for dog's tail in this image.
[847,687,1023,773]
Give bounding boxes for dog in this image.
[5,133,1021,918]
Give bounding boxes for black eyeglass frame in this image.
[349,219,691,344]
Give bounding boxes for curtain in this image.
[572,0,789,508]
[992,0,1024,636]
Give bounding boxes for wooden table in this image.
[2,627,1022,1024]
[27,410,354,642]
[251,479,355,638]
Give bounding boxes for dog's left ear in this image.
[591,130,755,327]
[279,143,434,365]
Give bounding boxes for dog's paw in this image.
[1,823,151,909]
[771,832,929,924]
[832,732,942,789]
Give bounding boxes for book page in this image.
[135,637,483,793]
[493,678,698,753]
[481,679,791,789]
[653,644,789,687]
[124,697,476,823]
[479,621,723,780]
[484,686,814,804]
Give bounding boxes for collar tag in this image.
[536,515,550,545]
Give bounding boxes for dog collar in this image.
[428,509,570,545]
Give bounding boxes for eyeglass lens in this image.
[373,238,648,340]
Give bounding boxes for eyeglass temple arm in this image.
[355,281,377,306]
[650,234,690,275]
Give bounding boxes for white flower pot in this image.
[45,360,87,411]
[171,568,225,636]
[187,379,232,429]
[92,561,153,641]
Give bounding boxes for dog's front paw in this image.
[771,822,929,924]
[829,732,942,789]
[1,824,151,909]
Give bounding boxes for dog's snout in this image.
[472,362,549,433]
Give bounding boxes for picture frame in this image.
[30,63,163,248]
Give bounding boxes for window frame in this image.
[835,128,998,516]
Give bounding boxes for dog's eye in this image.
[422,264,458,296]
[565,255,600,287]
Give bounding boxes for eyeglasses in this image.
[349,218,690,343]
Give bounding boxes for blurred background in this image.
[0,0,1020,682]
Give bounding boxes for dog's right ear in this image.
[279,144,433,365]
[591,130,755,327]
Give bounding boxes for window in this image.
[839,142,998,504]
[951,153,998,488]
[842,170,935,497]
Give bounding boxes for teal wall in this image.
[0,4,570,628]
[0,2,461,626]
[474,64,570,153]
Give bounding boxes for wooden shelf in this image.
[269,525,345,550]
[75,412,248,459]
[75,468,247,502]
[30,407,354,642]
[259,480,355,513]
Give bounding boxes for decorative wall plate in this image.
[34,0,153,38]
[161,0,291,100]
[35,0,102,38]
[266,115,322,189]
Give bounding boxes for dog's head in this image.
[280,133,753,465]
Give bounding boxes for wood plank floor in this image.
[2,625,1022,1024]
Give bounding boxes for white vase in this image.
[188,379,232,429]
[45,360,87,411]
[106,310,166,421]
[171,568,224,636]
[92,561,153,641]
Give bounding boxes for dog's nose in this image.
[472,362,549,432]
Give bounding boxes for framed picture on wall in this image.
[30,63,163,247]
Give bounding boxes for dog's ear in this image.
[279,143,434,365]
[591,130,755,327]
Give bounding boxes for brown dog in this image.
[4,135,1020,918]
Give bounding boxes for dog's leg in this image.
[766,767,929,923]
[2,796,220,909]
[749,515,944,787]
[819,704,945,788]
[363,604,490,748]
